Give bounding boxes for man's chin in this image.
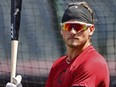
[67,43,79,48]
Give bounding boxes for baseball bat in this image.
[10,0,22,83]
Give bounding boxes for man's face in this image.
[60,20,94,48]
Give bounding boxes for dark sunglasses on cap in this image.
[60,21,92,32]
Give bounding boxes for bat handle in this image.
[11,40,19,83]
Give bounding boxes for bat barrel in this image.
[11,0,22,40]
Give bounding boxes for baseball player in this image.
[45,1,110,87]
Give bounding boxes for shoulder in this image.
[48,56,66,76]
[83,46,107,65]
[85,54,109,83]
[73,46,108,68]
[52,56,66,68]
[73,46,109,76]
[84,47,108,71]
[85,55,108,71]
[87,48,108,66]
[84,50,109,78]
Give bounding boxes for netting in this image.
[0,0,116,87]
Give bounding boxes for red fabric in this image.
[45,46,110,87]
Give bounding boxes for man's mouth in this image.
[68,37,78,40]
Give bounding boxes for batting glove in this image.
[6,75,22,87]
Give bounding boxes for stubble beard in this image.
[65,39,80,48]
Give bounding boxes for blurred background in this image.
[0,0,116,87]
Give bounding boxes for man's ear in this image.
[88,25,95,36]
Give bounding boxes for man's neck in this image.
[66,42,91,61]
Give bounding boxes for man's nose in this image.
[70,28,77,34]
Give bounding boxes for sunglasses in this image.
[60,21,92,32]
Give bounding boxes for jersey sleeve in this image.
[72,58,109,87]
[45,57,65,87]
[45,66,54,87]
[45,60,57,87]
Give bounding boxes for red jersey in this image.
[45,46,110,87]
